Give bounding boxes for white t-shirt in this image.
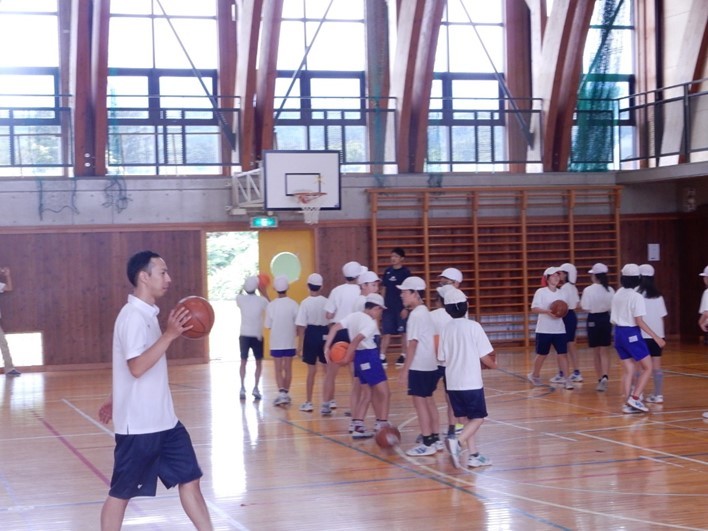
[352,294,366,313]
[438,318,493,391]
[339,311,378,350]
[265,297,299,349]
[700,288,708,314]
[640,295,667,339]
[611,287,646,327]
[324,283,361,322]
[531,286,567,334]
[112,295,178,435]
[560,282,579,310]
[295,295,329,327]
[406,305,438,371]
[580,283,615,313]
[236,293,268,339]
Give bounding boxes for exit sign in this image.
[250,215,278,228]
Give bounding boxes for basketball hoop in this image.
[294,192,326,224]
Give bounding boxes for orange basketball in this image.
[329,341,350,364]
[176,296,215,339]
[550,299,569,318]
[375,425,401,449]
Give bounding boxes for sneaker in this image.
[415,433,423,444]
[434,439,445,451]
[445,437,462,469]
[467,453,493,468]
[406,443,436,456]
[299,401,313,412]
[395,354,406,367]
[596,377,608,392]
[284,393,292,404]
[455,423,464,436]
[626,396,649,412]
[252,388,262,400]
[273,393,288,406]
[646,394,664,404]
[549,372,565,384]
[320,402,332,416]
[570,371,584,382]
[527,372,542,386]
[239,387,246,400]
[622,404,642,414]
[352,427,374,439]
[564,378,574,390]
[329,400,337,409]
[5,369,20,377]
[348,421,356,434]
[374,420,390,432]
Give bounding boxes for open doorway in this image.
[206,231,259,361]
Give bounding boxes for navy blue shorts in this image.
[332,327,351,344]
[302,325,328,365]
[381,308,407,335]
[354,348,388,386]
[587,312,612,347]
[239,336,264,361]
[109,422,202,499]
[563,309,578,342]
[535,333,568,355]
[407,369,441,397]
[644,337,663,357]
[614,326,649,361]
[271,348,296,358]
[447,388,488,420]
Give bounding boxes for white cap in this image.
[397,276,426,291]
[243,276,258,292]
[273,275,289,292]
[588,263,608,274]
[700,265,708,277]
[621,263,640,276]
[436,284,455,301]
[358,270,380,284]
[544,266,561,276]
[343,261,366,278]
[638,264,655,276]
[560,263,577,283]
[439,267,463,283]
[365,293,386,308]
[307,273,323,286]
[443,288,467,305]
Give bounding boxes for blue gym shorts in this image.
[302,325,328,365]
[353,347,388,386]
[614,325,650,361]
[587,312,612,347]
[271,348,296,358]
[239,336,264,360]
[563,309,578,342]
[407,369,441,397]
[645,337,663,357]
[109,421,203,499]
[447,388,488,420]
[381,308,407,335]
[535,333,568,355]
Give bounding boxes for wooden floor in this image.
[1,343,708,530]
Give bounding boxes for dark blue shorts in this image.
[535,333,568,355]
[447,388,488,420]
[332,327,351,344]
[563,310,578,342]
[271,348,296,358]
[239,336,264,361]
[407,369,441,397]
[109,421,202,499]
[354,348,388,386]
[587,312,612,347]
[381,308,407,335]
[614,326,649,361]
[302,325,328,365]
[644,337,663,357]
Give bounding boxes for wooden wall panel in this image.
[315,224,371,295]
[0,229,206,368]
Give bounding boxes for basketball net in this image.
[294,192,326,224]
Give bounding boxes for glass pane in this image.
[107,76,150,110]
[274,77,302,116]
[584,28,632,74]
[274,125,307,149]
[305,22,365,70]
[0,75,56,107]
[156,0,216,17]
[447,0,503,24]
[154,19,217,69]
[433,27,449,72]
[451,79,500,110]
[591,0,632,26]
[185,128,220,164]
[428,126,450,162]
[302,0,363,20]
[310,78,360,109]
[448,25,503,73]
[110,0,153,15]
[343,126,366,162]
[281,0,304,18]
[109,18,154,68]
[108,125,155,164]
[430,80,443,110]
[16,125,62,165]
[0,15,58,66]
[277,21,306,70]
[0,0,57,12]
[159,76,214,109]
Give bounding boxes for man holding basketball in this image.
[98,251,212,531]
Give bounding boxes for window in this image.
[107,0,232,175]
